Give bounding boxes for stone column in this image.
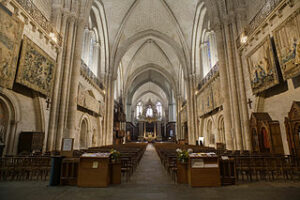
[164,121,167,138]
[103,74,114,145]
[187,77,196,145]
[157,121,162,141]
[232,19,252,150]
[105,75,114,145]
[56,16,76,150]
[154,123,157,138]
[47,12,68,151]
[143,122,146,138]
[191,74,199,144]
[224,23,243,150]
[214,25,234,150]
[176,95,182,140]
[138,122,143,141]
[66,18,87,143]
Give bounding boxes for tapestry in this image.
[16,36,56,96]
[196,76,223,117]
[246,35,279,94]
[273,9,300,80]
[0,7,24,89]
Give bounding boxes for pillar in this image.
[232,18,252,150]
[157,121,162,141]
[47,12,69,151]
[214,25,234,150]
[224,23,243,150]
[56,16,76,150]
[154,123,157,138]
[138,122,143,141]
[67,17,87,146]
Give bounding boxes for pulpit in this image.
[188,153,221,187]
[250,112,284,154]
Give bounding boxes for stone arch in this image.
[192,0,221,78]
[124,63,177,95]
[217,115,225,144]
[0,89,21,155]
[111,0,190,77]
[112,30,189,79]
[78,114,92,149]
[205,119,213,146]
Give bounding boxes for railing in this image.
[197,63,219,90]
[14,0,62,45]
[0,156,51,181]
[236,0,283,49]
[80,60,105,90]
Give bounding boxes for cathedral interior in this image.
[1,0,300,199]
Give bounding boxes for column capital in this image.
[93,41,101,48]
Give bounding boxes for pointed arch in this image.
[111,0,190,77]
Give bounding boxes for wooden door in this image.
[293,124,300,156]
[251,128,260,152]
[269,122,284,154]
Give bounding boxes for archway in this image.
[0,101,8,156]
[259,127,270,153]
[0,90,20,156]
[218,117,225,144]
[80,119,88,149]
[207,120,213,146]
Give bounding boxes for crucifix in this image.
[46,98,51,110]
[247,98,253,109]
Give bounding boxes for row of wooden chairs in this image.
[0,157,51,181]
[234,155,300,181]
[153,143,300,184]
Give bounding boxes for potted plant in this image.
[110,149,120,163]
[176,148,193,163]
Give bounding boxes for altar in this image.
[145,132,156,142]
[137,99,163,141]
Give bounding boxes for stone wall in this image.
[240,1,300,154]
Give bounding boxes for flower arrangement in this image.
[176,148,193,163]
[110,149,120,162]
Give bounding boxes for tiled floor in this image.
[1,144,300,200]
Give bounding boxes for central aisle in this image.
[127,143,174,185]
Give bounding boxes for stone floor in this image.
[1,144,300,200]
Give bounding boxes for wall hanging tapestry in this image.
[247,35,279,94]
[0,7,24,89]
[16,36,56,96]
[273,9,300,80]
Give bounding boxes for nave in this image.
[127,144,173,185]
[1,0,300,199]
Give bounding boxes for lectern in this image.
[77,153,111,187]
[188,153,221,187]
